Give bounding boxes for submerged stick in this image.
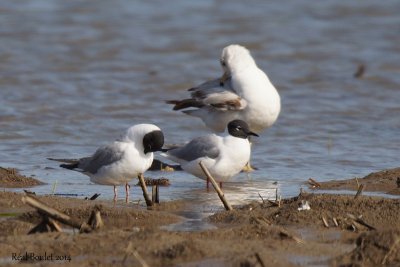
[199,161,232,211]
[354,184,365,199]
[151,185,160,204]
[152,185,156,203]
[138,173,153,207]
[155,185,159,204]
[258,193,265,204]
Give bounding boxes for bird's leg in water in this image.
[219,182,223,188]
[207,177,210,190]
[125,183,130,203]
[113,186,117,202]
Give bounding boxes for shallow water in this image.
[1,1,400,207]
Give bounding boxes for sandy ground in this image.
[0,167,44,188]
[1,168,400,266]
[308,167,400,195]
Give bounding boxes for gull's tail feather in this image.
[60,162,79,170]
[47,158,79,170]
[166,99,204,110]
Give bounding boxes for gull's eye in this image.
[235,126,241,131]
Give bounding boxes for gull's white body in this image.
[197,67,280,133]
[88,141,154,186]
[50,123,164,202]
[165,134,251,183]
[74,124,160,186]
[175,45,281,133]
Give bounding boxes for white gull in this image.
[162,120,258,187]
[49,124,164,202]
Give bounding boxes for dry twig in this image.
[382,238,400,265]
[278,227,304,244]
[22,195,103,233]
[123,242,149,267]
[332,217,339,227]
[199,161,232,211]
[255,252,266,267]
[347,213,375,230]
[322,216,329,228]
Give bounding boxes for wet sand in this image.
[1,168,400,266]
[0,167,43,188]
[308,167,400,195]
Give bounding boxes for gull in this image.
[48,124,164,202]
[166,44,280,134]
[162,120,258,187]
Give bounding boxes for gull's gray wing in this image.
[189,78,235,99]
[167,78,247,111]
[167,135,220,162]
[78,143,124,175]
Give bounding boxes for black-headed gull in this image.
[49,124,164,202]
[162,120,258,187]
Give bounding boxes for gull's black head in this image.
[143,130,165,154]
[227,120,259,139]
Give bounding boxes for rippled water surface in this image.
[1,0,399,206]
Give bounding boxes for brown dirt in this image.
[308,167,400,195]
[332,229,400,267]
[1,167,400,266]
[0,167,44,188]
[1,187,399,266]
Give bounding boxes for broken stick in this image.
[87,206,104,230]
[138,173,153,207]
[199,161,232,211]
[322,216,329,228]
[347,213,376,230]
[28,215,62,234]
[151,185,160,204]
[22,195,92,233]
[23,195,82,229]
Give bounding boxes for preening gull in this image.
[167,44,280,134]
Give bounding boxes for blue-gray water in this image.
[1,0,399,206]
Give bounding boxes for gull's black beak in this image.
[144,146,151,154]
[145,145,164,154]
[248,131,259,137]
[219,71,230,86]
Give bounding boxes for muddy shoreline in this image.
[1,168,400,266]
[308,167,400,196]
